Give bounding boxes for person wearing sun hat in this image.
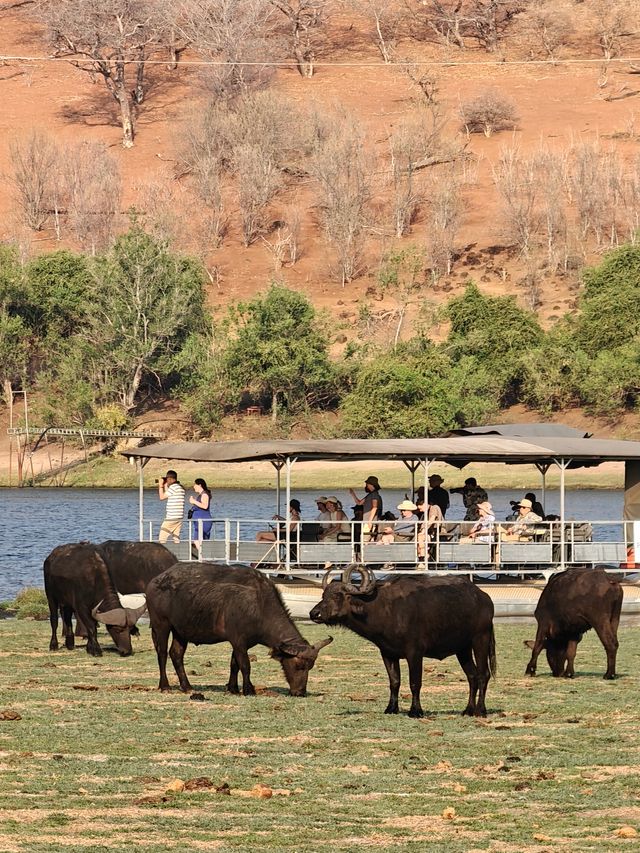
[321,496,350,541]
[499,497,543,541]
[424,473,450,517]
[393,499,420,541]
[349,475,383,540]
[463,500,495,543]
[315,496,332,537]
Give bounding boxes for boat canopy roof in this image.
[121,435,640,469]
[449,423,591,439]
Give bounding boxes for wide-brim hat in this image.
[365,476,381,488]
[429,474,444,485]
[325,496,340,505]
[518,498,533,509]
[397,500,417,511]
[315,496,328,503]
[477,501,493,513]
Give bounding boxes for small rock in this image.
[614,826,638,838]
[0,710,22,721]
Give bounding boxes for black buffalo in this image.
[146,562,333,696]
[525,566,623,679]
[310,567,496,717]
[44,540,175,656]
[44,543,146,657]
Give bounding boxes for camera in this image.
[509,500,519,508]
[155,478,160,484]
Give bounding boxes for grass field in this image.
[0,619,639,852]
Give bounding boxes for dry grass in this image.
[0,619,639,851]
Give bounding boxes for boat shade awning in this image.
[449,423,591,439]
[121,436,640,468]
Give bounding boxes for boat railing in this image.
[142,517,640,577]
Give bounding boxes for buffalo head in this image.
[270,637,333,696]
[92,600,147,657]
[524,637,568,677]
[310,566,377,625]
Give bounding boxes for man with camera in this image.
[157,469,186,543]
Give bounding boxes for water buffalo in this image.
[44,540,175,656]
[309,567,496,717]
[524,566,623,679]
[44,543,147,657]
[146,562,333,696]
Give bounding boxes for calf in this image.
[525,567,623,679]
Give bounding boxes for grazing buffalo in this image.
[525,566,623,679]
[44,540,175,656]
[146,562,333,696]
[309,567,496,718]
[44,543,147,657]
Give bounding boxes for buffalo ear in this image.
[350,599,366,616]
[271,643,306,660]
[523,640,536,649]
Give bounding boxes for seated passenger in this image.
[256,499,301,542]
[499,498,543,542]
[461,501,495,543]
[321,497,350,541]
[525,492,545,519]
[416,500,445,559]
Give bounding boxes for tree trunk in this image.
[2,378,12,409]
[113,62,135,147]
[124,362,144,410]
[271,390,278,423]
[134,49,145,105]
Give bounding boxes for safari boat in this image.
[121,424,640,620]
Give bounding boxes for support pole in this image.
[271,460,284,517]
[138,460,145,541]
[535,462,550,514]
[285,456,296,572]
[554,458,571,570]
[421,459,430,571]
[402,460,420,499]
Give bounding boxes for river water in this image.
[0,486,624,601]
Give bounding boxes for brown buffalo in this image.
[525,567,623,679]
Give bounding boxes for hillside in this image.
[1,1,640,330]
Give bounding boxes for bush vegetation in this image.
[2,233,640,434]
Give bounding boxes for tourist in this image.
[499,498,543,542]
[349,475,383,540]
[256,499,302,542]
[451,477,489,521]
[188,478,212,553]
[158,469,186,544]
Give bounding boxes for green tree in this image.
[445,282,543,403]
[26,251,91,340]
[340,341,499,438]
[377,246,426,348]
[86,226,206,410]
[520,323,587,415]
[0,311,29,406]
[579,344,640,416]
[577,244,640,355]
[224,284,335,422]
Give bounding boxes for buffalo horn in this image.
[342,564,377,595]
[321,568,337,589]
[125,601,148,627]
[313,636,334,651]
[92,602,128,628]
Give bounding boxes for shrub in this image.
[13,587,49,621]
[460,90,518,137]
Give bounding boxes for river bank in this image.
[0,454,626,490]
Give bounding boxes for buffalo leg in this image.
[47,594,59,651]
[75,605,102,656]
[226,652,240,694]
[169,632,192,692]
[471,631,492,716]
[61,606,74,650]
[232,646,255,696]
[151,624,171,691]
[525,623,547,676]
[406,653,424,718]
[457,647,479,716]
[593,621,619,680]
[381,655,401,714]
[563,639,578,678]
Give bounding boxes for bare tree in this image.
[492,145,539,257]
[535,148,568,270]
[235,144,283,244]
[388,121,424,238]
[311,114,371,285]
[63,142,122,253]
[9,130,59,231]
[518,0,574,60]
[179,0,279,99]
[590,0,635,62]
[348,0,405,62]
[426,168,461,277]
[460,89,518,136]
[410,1,467,48]
[36,0,167,147]
[270,0,327,77]
[466,0,528,52]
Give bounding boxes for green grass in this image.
[0,620,638,851]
